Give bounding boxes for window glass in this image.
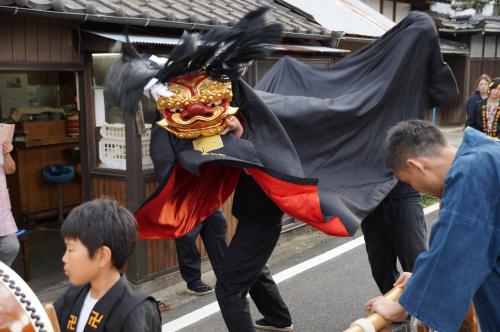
[0,71,76,122]
[0,71,77,143]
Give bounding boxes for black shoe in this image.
[255,318,293,331]
[186,283,214,296]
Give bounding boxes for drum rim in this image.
[0,261,54,332]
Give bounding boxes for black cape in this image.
[136,11,457,239]
[54,274,161,332]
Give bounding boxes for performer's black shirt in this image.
[386,181,420,199]
[232,173,283,220]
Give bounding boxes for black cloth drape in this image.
[136,11,458,239]
[253,11,458,227]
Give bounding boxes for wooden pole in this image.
[343,286,404,332]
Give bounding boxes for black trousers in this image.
[175,209,227,288]
[215,214,292,332]
[361,195,427,294]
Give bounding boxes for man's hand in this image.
[394,272,412,288]
[365,297,408,322]
[220,116,243,138]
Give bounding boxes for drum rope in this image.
[0,268,48,332]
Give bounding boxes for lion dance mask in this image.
[156,73,238,139]
[107,7,281,142]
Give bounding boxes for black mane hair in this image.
[106,7,282,115]
[156,7,283,83]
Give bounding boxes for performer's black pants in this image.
[361,195,427,294]
[215,214,292,332]
[175,209,227,289]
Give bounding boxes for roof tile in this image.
[0,0,328,38]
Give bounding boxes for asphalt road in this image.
[160,209,440,332]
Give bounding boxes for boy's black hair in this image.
[61,198,137,270]
[384,120,447,171]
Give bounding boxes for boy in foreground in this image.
[54,198,161,331]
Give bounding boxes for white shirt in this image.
[76,291,99,332]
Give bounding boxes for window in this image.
[0,71,76,122]
[91,54,155,171]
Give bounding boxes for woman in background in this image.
[467,78,500,138]
[465,74,491,122]
[0,140,19,266]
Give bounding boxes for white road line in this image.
[272,236,365,284]
[423,202,439,215]
[162,202,440,331]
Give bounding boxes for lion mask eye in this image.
[168,108,183,113]
[207,101,222,107]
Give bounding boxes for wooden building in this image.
[429,2,500,124]
[0,0,348,289]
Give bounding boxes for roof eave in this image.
[441,50,470,55]
[0,6,330,41]
[438,27,485,33]
[341,34,378,42]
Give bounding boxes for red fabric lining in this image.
[136,162,240,239]
[247,168,349,237]
[136,164,349,239]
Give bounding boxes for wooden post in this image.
[80,57,94,202]
[393,0,397,22]
[124,101,147,282]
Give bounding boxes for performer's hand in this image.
[143,78,173,101]
[365,297,408,322]
[394,272,412,288]
[221,116,243,138]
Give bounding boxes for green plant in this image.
[421,194,439,207]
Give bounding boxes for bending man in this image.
[366,120,500,331]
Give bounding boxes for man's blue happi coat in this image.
[399,128,500,332]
